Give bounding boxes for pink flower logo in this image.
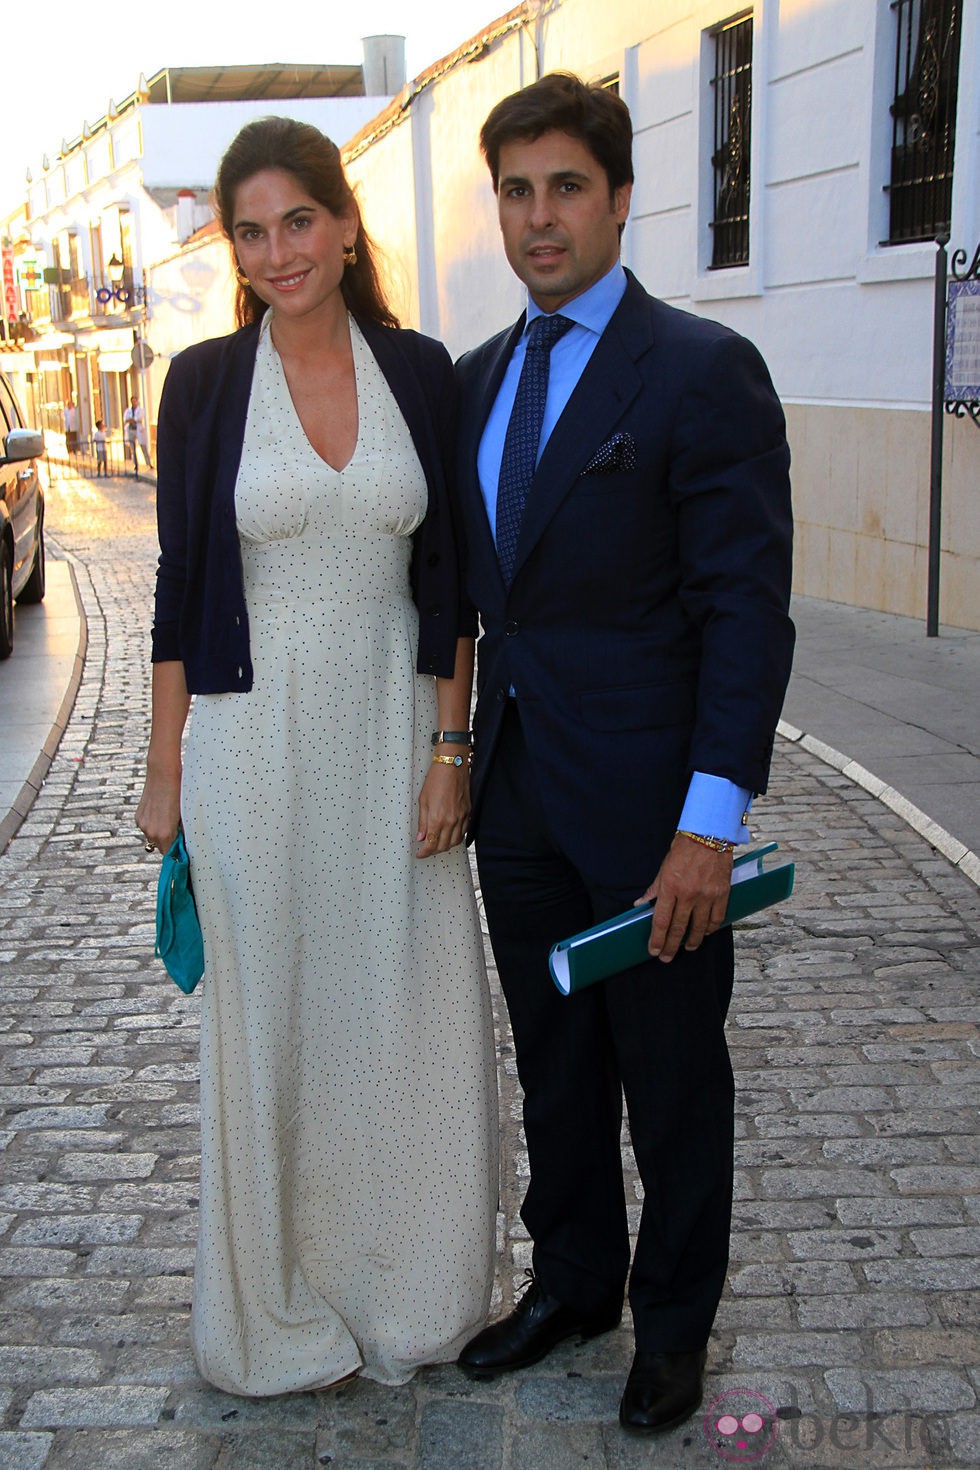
[704,1388,780,1462]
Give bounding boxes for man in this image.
[63,397,78,457]
[123,394,152,476]
[454,74,794,1435]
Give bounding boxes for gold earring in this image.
[342,244,357,267]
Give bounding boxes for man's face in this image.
[495,130,631,312]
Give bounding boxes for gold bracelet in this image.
[432,752,467,768]
[676,828,735,853]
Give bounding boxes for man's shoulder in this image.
[616,271,761,364]
[456,320,521,384]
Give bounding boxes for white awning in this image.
[98,351,134,373]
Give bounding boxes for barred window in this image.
[709,14,753,269]
[886,0,962,244]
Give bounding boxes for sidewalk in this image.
[781,595,980,879]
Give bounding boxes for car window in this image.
[0,374,22,432]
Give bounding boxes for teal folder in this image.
[549,843,795,995]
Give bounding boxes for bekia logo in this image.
[704,1388,780,1462]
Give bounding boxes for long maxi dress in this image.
[180,314,498,1396]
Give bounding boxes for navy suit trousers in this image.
[475,702,736,1352]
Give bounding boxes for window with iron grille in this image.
[886,0,962,244]
[709,14,753,269]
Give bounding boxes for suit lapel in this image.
[509,277,654,583]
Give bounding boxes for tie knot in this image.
[527,313,573,353]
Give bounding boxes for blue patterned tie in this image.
[495,313,573,586]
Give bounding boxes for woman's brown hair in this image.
[213,115,399,329]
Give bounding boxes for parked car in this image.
[0,369,45,659]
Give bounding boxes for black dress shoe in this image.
[619,1348,707,1434]
[458,1273,621,1380]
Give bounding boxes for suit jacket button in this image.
[505,620,519,636]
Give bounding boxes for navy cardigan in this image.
[151,315,474,693]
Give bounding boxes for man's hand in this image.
[637,832,734,963]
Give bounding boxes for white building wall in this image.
[345,0,980,630]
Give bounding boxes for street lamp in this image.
[97,253,143,307]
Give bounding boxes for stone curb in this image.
[777,717,980,889]
[0,547,88,855]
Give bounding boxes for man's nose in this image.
[526,193,555,230]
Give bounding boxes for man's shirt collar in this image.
[524,261,627,338]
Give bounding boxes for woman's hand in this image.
[416,761,471,857]
[137,661,191,855]
[136,763,182,855]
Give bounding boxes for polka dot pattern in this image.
[180,315,498,1397]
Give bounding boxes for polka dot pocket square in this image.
[581,431,637,476]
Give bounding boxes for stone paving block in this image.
[83,1246,195,1276]
[4,1106,109,1131]
[42,1426,221,1469]
[54,1151,157,1180]
[173,1385,323,1430]
[824,1367,976,1414]
[20,1384,169,1427]
[0,1248,75,1277]
[774,1408,943,1468]
[1,1278,129,1312]
[417,1400,503,1469]
[514,1374,622,1423]
[53,1310,188,1348]
[0,1433,54,1470]
[729,1262,858,1297]
[0,1345,102,1383]
[510,1422,608,1468]
[797,1295,933,1331]
[11,1214,142,1247]
[874,1326,979,1366]
[733,1330,865,1369]
[785,1228,902,1260]
[949,1408,980,1465]
[212,1430,317,1468]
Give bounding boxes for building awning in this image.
[99,351,134,373]
[24,331,75,351]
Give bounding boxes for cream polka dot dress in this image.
[180,314,497,1397]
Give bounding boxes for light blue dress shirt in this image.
[477,262,752,846]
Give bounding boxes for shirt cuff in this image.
[678,773,753,846]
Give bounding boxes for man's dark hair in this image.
[480,73,634,196]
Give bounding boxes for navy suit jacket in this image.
[152,315,473,693]
[456,272,795,887]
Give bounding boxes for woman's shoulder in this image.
[356,317,452,375]
[168,321,262,379]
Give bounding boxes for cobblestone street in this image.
[0,467,977,1468]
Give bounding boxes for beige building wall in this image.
[787,406,978,632]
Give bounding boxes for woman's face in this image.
[231,168,357,323]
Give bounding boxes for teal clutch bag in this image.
[155,830,205,995]
[549,843,794,995]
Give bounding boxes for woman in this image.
[136,117,497,1397]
